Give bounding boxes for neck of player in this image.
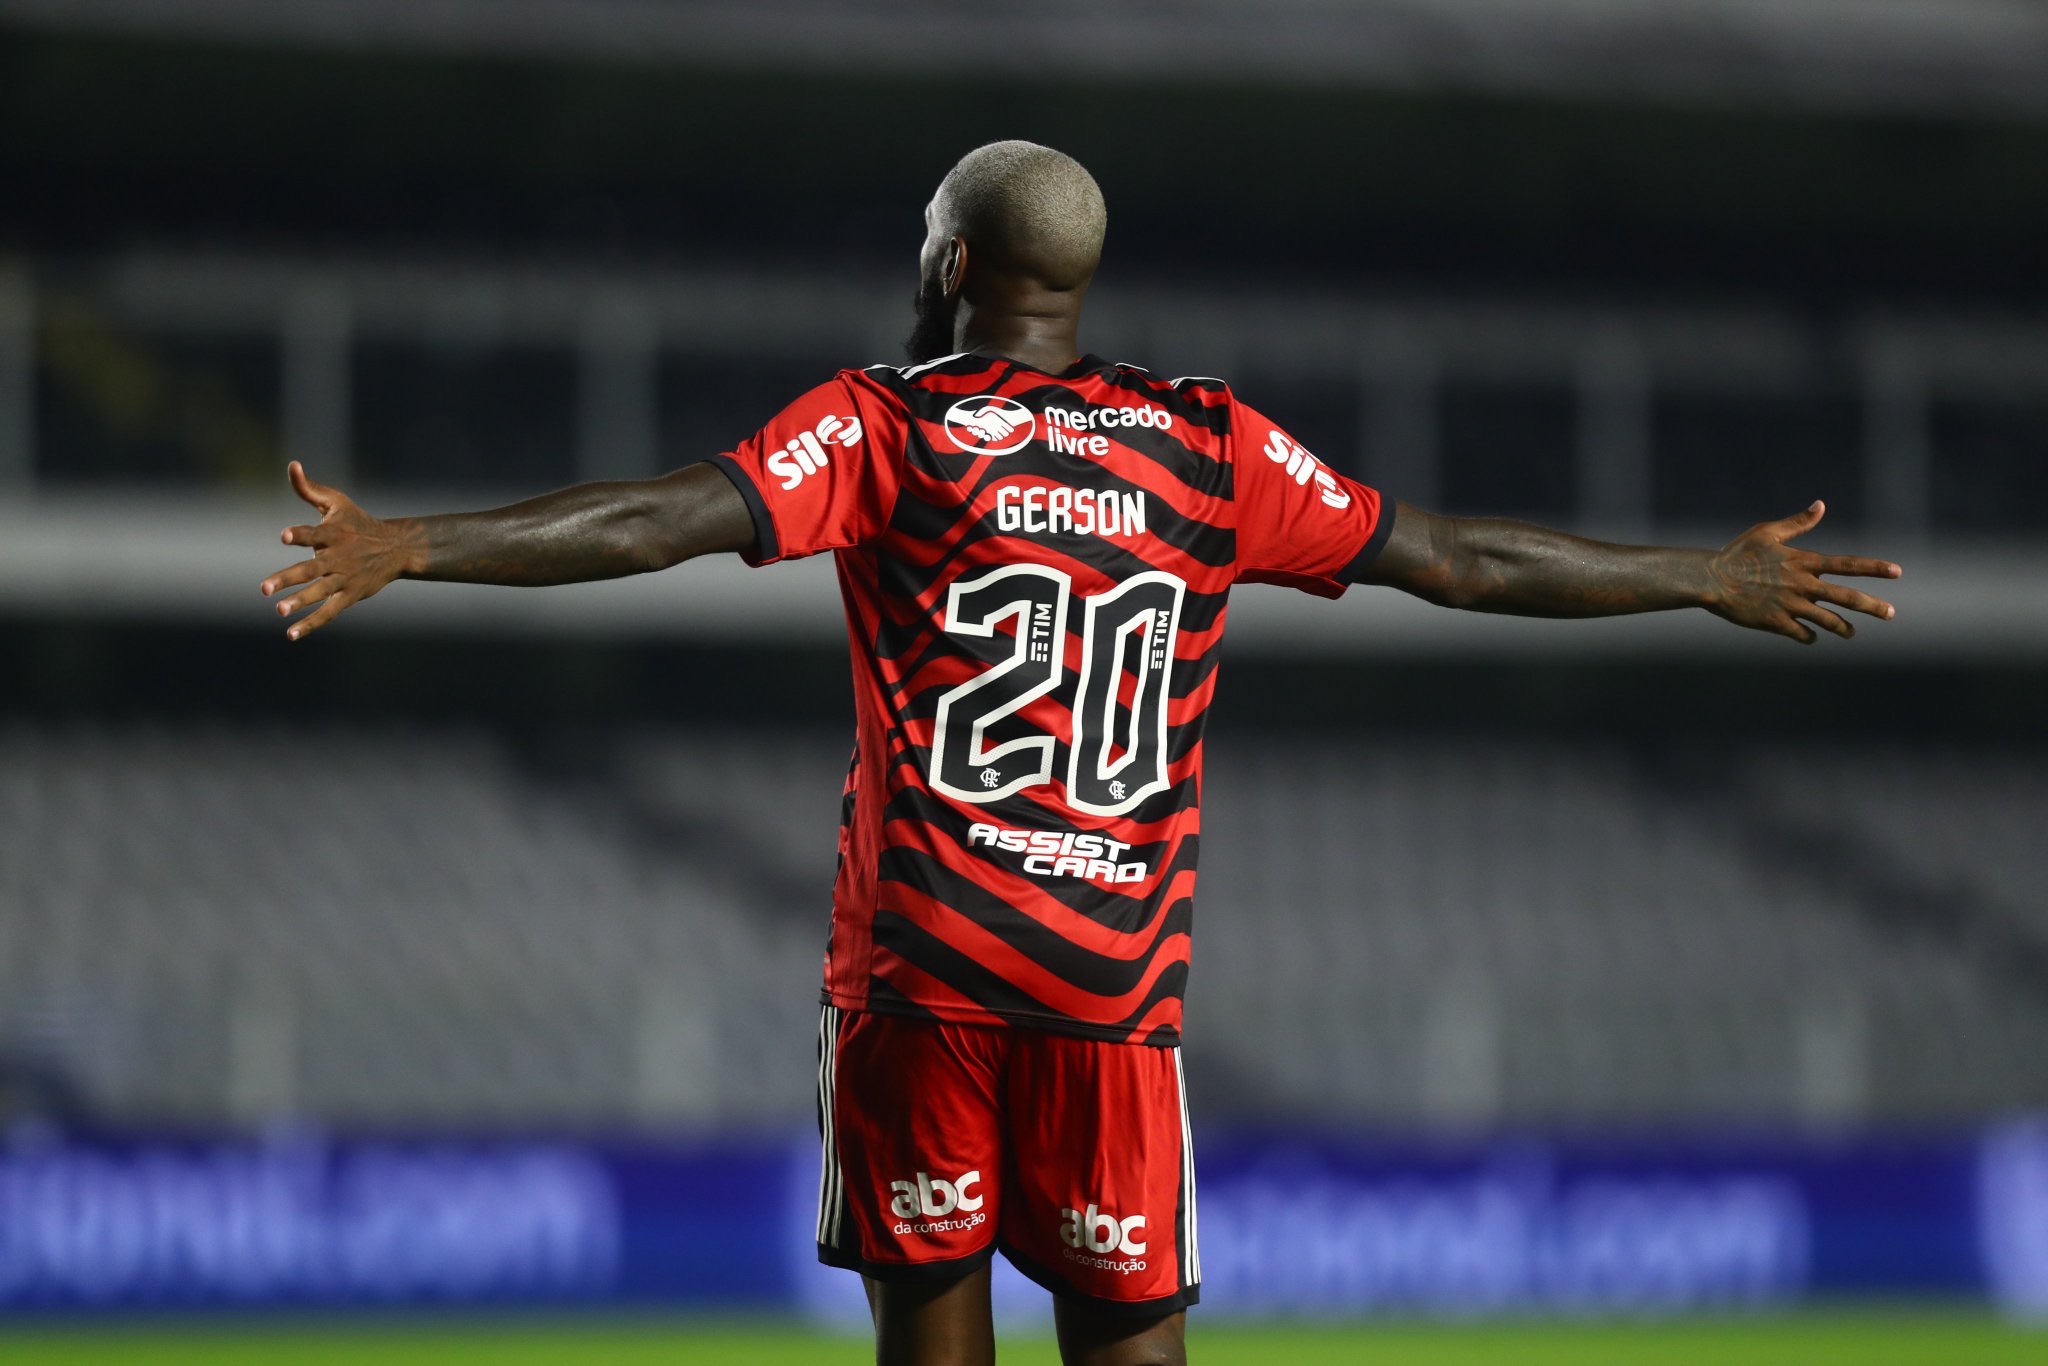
[955,289,1084,376]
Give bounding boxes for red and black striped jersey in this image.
[708,351,1391,1046]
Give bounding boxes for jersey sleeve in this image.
[705,370,909,565]
[1228,394,1395,598]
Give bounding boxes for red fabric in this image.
[825,1008,1196,1306]
[1228,396,1386,596]
[722,371,911,564]
[714,355,1386,1046]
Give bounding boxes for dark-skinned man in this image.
[262,141,1900,1366]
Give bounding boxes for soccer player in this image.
[260,142,1901,1365]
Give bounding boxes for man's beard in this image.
[904,274,960,365]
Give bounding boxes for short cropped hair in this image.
[936,141,1106,292]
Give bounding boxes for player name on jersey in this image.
[993,485,1147,539]
[709,352,1390,1045]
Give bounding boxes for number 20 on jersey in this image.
[928,566,1185,818]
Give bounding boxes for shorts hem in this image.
[998,1239,1200,1316]
[817,1240,997,1283]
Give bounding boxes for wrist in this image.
[1695,546,1733,612]
[390,517,431,578]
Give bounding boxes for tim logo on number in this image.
[942,396,1036,455]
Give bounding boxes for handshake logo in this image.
[889,1169,987,1236]
[942,396,1036,456]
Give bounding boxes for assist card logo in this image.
[943,396,1036,455]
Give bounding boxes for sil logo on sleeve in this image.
[1263,429,1351,509]
[767,413,864,490]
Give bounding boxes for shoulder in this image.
[1082,359,1237,442]
[853,353,1003,399]
[1089,358,1231,399]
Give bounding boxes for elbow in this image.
[1410,555,1485,611]
[1364,507,1493,610]
[1429,526,1504,611]
[1411,515,1486,610]
[1432,579,1481,612]
[611,507,683,575]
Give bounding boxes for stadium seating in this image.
[3,723,2043,1129]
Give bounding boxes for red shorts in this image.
[815,1004,1200,1314]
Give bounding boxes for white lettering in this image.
[764,414,862,491]
[1062,1204,1149,1256]
[1046,426,1112,458]
[796,429,829,474]
[890,1170,984,1222]
[1045,404,1174,434]
[987,821,1146,886]
[1263,429,1352,508]
[1097,492,1119,537]
[0,1135,620,1301]
[1199,1166,1808,1314]
[767,448,804,490]
[991,483,1148,540]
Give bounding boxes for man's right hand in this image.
[259,461,421,641]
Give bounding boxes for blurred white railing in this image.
[11,250,2048,530]
[4,251,2046,656]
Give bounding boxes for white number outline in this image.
[929,568,1187,812]
[928,564,1072,803]
[1066,572,1186,817]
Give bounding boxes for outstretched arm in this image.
[1358,500,1900,643]
[259,461,755,640]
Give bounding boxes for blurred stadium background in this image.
[2,0,2046,1358]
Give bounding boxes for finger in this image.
[281,523,330,549]
[285,593,349,642]
[1775,613,1817,645]
[1761,500,1825,542]
[1790,600,1853,640]
[260,560,325,596]
[288,460,337,514]
[1813,581,1896,621]
[1810,555,1902,580]
[276,577,339,618]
